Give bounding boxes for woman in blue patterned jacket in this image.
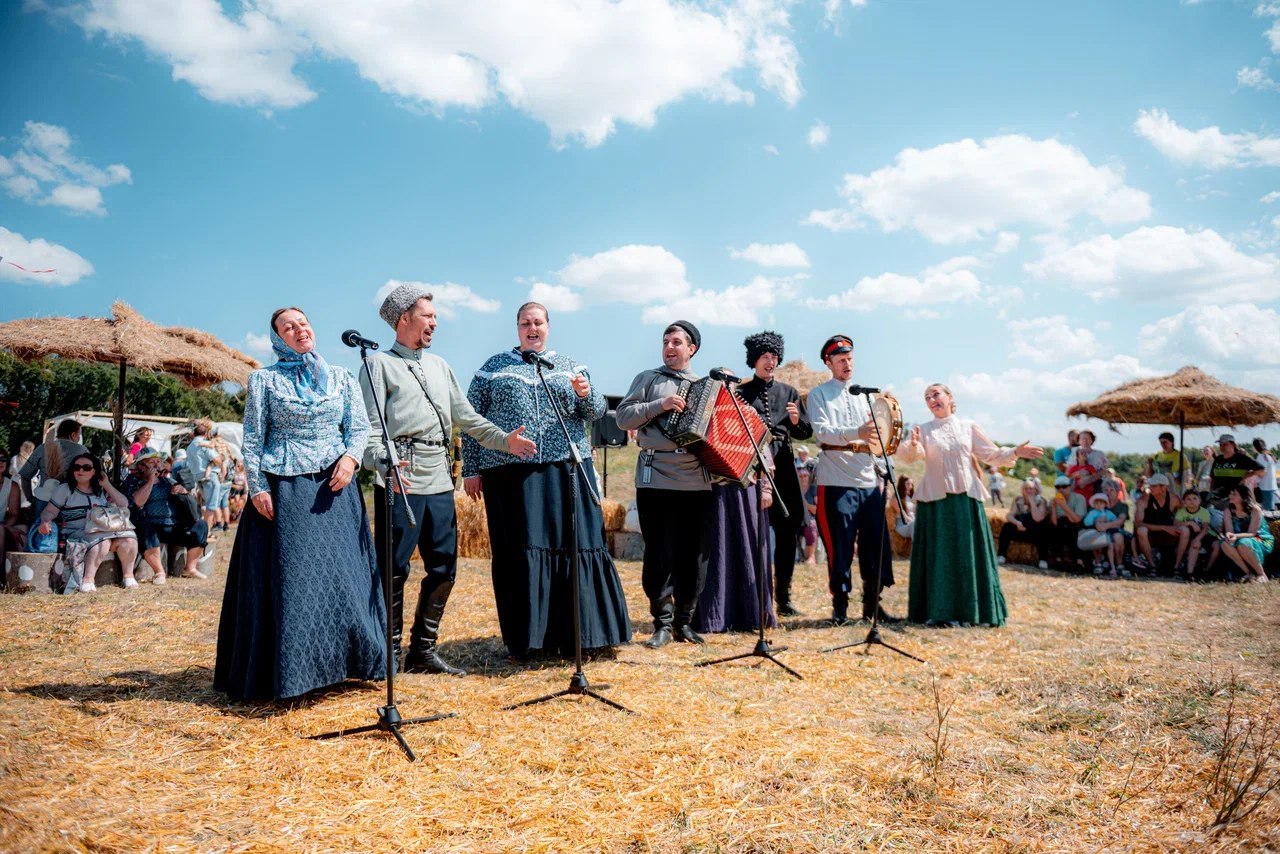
[214,307,386,702]
[462,302,631,660]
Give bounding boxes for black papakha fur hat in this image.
[744,330,784,368]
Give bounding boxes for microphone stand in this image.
[823,390,924,663]
[505,358,631,712]
[696,379,802,680]
[309,340,456,760]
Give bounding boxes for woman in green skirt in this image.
[897,384,1043,627]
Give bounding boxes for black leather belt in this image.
[396,436,447,447]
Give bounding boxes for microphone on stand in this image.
[341,329,380,350]
[846,384,880,395]
[522,350,555,370]
[709,368,742,384]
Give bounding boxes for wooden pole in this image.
[114,358,126,485]
[1177,413,1186,491]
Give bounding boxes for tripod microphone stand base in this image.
[696,638,803,680]
[308,703,458,762]
[822,625,926,663]
[503,669,633,713]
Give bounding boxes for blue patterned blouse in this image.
[242,363,371,496]
[462,349,605,476]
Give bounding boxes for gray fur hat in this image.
[379,282,433,329]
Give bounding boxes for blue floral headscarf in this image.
[270,327,331,402]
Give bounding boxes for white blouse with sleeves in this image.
[896,415,1018,504]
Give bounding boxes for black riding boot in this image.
[776,563,800,617]
[403,575,467,676]
[831,591,850,626]
[645,596,674,649]
[862,577,902,624]
[673,604,705,644]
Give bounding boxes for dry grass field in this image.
[2,531,1278,852]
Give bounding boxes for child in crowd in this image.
[1079,492,1124,576]
[988,468,1005,506]
[1175,489,1218,580]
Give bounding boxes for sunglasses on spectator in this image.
[72,463,95,472]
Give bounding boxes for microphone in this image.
[709,368,742,384]
[341,329,380,350]
[521,350,555,369]
[847,384,880,395]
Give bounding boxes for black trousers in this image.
[996,515,1048,562]
[373,486,458,585]
[636,487,714,624]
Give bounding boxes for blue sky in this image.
[2,0,1279,453]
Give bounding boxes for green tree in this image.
[0,352,244,455]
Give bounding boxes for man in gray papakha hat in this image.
[360,284,537,675]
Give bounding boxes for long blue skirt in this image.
[695,482,776,633]
[214,463,387,702]
[482,460,631,658]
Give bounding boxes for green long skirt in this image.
[908,493,1008,627]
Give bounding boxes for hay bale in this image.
[455,492,491,559]
[987,508,1037,565]
[601,499,626,532]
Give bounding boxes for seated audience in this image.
[1252,438,1276,511]
[1195,446,1215,494]
[1133,473,1185,576]
[1069,429,1107,498]
[1146,432,1191,490]
[1130,474,1149,509]
[36,453,138,592]
[0,452,28,572]
[1048,474,1087,570]
[20,419,88,506]
[888,473,916,539]
[1079,491,1125,576]
[1100,479,1134,577]
[1175,489,1218,580]
[123,449,209,583]
[997,477,1049,569]
[123,427,155,468]
[1219,484,1273,583]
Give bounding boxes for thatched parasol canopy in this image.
[0,301,258,479]
[1066,365,1280,428]
[774,359,829,402]
[0,301,258,388]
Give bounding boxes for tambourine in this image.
[866,392,906,456]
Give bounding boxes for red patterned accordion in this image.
[662,377,768,486]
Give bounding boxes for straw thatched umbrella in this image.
[1066,365,1280,483]
[0,301,258,477]
[773,360,829,403]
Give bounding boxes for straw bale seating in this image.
[454,491,628,559]
[2,547,189,594]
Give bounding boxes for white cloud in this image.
[1026,226,1280,304]
[641,274,798,328]
[1,121,132,215]
[81,0,315,109]
[1139,304,1280,367]
[526,282,582,312]
[900,355,1159,445]
[1134,108,1280,169]
[804,255,983,312]
[1262,191,1280,203]
[763,144,781,156]
[807,121,830,149]
[372,279,501,319]
[0,225,95,286]
[66,0,807,147]
[1007,315,1100,365]
[806,134,1150,243]
[557,245,690,304]
[1237,64,1279,91]
[243,332,274,357]
[823,0,867,27]
[993,231,1021,254]
[729,241,811,268]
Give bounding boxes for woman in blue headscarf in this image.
[214,307,387,702]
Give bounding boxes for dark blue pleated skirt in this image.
[214,462,387,702]
[481,460,631,658]
[695,482,776,633]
